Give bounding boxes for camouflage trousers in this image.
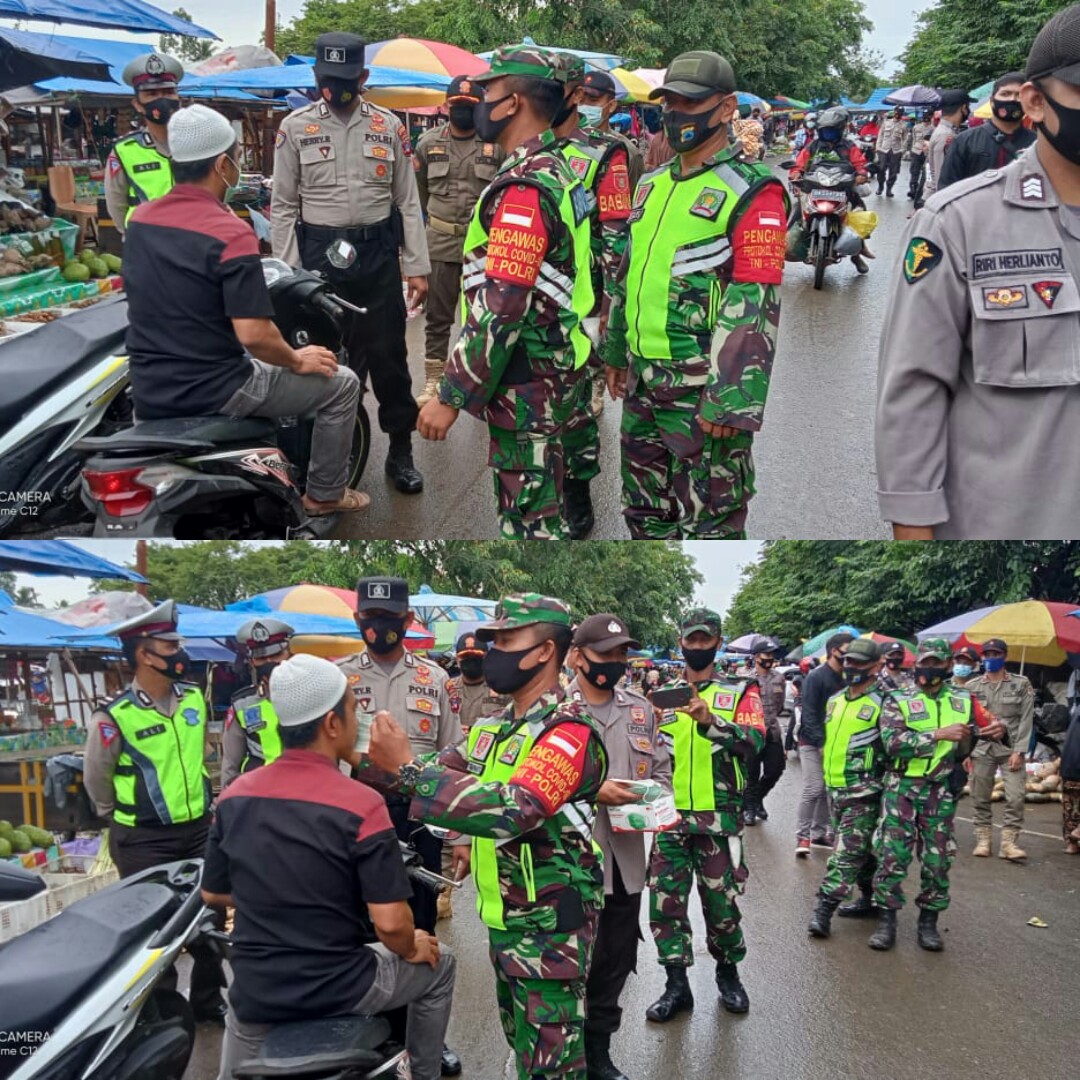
[488,424,567,540]
[648,829,747,967]
[872,775,957,912]
[818,791,882,904]
[621,382,756,539]
[561,363,601,484]
[489,920,596,1080]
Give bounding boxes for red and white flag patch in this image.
[485,186,549,287]
[511,721,590,815]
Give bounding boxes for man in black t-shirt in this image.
[204,654,456,1080]
[124,104,369,517]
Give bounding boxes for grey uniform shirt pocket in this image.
[362,142,395,184]
[426,159,451,189]
[967,276,1080,387]
[299,144,338,187]
[404,695,439,749]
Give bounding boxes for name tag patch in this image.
[982,285,1028,311]
[971,248,1064,279]
[132,162,161,174]
[134,724,167,739]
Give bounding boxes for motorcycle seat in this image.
[77,415,279,455]
[233,1016,394,1078]
[0,295,129,431]
[0,880,181,1039]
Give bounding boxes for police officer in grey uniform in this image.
[104,52,184,235]
[337,576,462,1076]
[566,614,671,1080]
[413,77,506,407]
[877,5,1080,539]
[922,89,975,200]
[271,33,430,495]
[220,617,294,790]
[907,109,934,201]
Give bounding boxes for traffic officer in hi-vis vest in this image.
[338,576,462,1076]
[83,599,227,1022]
[807,638,887,939]
[414,76,506,407]
[220,617,294,790]
[603,50,788,539]
[646,607,765,1022]
[272,32,429,496]
[869,638,1006,952]
[566,614,671,1080]
[104,52,183,234]
[365,593,609,1080]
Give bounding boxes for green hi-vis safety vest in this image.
[113,135,174,224]
[232,691,283,773]
[466,712,606,932]
[559,141,602,201]
[823,689,884,789]
[106,683,211,828]
[461,171,595,370]
[661,681,748,812]
[895,690,973,778]
[623,153,775,361]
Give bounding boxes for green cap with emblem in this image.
[916,637,953,662]
[843,638,881,663]
[649,50,737,101]
[477,593,573,639]
[680,607,723,638]
[474,45,569,86]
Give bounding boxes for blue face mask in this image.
[819,128,840,142]
[578,104,603,124]
[953,663,974,679]
[983,656,1006,673]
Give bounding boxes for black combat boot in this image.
[917,909,944,951]
[807,897,840,939]
[742,802,757,827]
[755,801,769,821]
[645,965,693,1022]
[385,433,424,494]
[837,886,878,918]
[563,478,595,539]
[868,909,897,951]
[585,1030,630,1080]
[715,962,750,1014]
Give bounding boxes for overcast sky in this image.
[9,0,931,79]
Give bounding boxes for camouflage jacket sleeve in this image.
[601,238,631,368]
[440,182,568,418]
[594,144,633,302]
[403,721,607,840]
[879,694,937,760]
[700,183,787,430]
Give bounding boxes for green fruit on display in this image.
[20,825,54,849]
[79,249,98,266]
[89,259,108,279]
[0,837,11,858]
[102,254,122,273]
[62,262,91,282]
[0,820,14,840]
[8,829,32,853]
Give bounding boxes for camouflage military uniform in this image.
[604,144,787,538]
[878,668,914,693]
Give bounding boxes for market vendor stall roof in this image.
[0,0,217,38]
[0,540,146,582]
[0,26,111,92]
[0,600,118,651]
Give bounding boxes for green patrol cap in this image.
[843,638,881,664]
[917,637,952,662]
[477,593,573,639]
[680,607,723,638]
[556,51,586,85]
[473,46,568,86]
[649,50,737,101]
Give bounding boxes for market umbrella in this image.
[478,40,627,72]
[0,0,217,37]
[915,605,1001,643]
[950,601,1080,668]
[737,91,770,112]
[770,95,811,110]
[0,26,111,92]
[366,38,485,79]
[859,632,916,666]
[725,633,778,655]
[882,85,941,107]
[784,624,861,662]
[606,66,654,103]
[409,586,496,625]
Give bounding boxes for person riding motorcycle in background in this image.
[792,111,817,151]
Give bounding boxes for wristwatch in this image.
[397,758,423,788]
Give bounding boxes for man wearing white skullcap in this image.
[204,654,457,1080]
[122,104,370,518]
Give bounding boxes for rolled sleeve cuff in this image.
[403,256,432,277]
[877,487,949,527]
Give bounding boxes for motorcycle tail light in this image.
[83,466,154,517]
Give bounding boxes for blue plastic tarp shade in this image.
[838,87,900,111]
[0,25,111,79]
[182,63,451,94]
[0,540,146,582]
[174,604,363,642]
[0,0,217,38]
[0,605,119,650]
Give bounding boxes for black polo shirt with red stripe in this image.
[123,184,274,420]
[203,748,411,1023]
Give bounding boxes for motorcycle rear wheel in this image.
[348,406,371,490]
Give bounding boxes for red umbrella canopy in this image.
[861,632,916,667]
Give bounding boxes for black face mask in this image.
[683,645,718,672]
[359,615,408,656]
[458,655,485,681]
[757,659,775,670]
[319,76,360,110]
[1037,87,1080,166]
[579,657,626,691]
[473,94,514,142]
[663,104,723,153]
[142,97,180,125]
[482,643,548,695]
[885,658,904,671]
[253,660,279,684]
[146,646,191,681]
[915,665,947,687]
[842,666,872,687]
[449,105,476,131]
[552,94,576,127]
[992,98,1025,123]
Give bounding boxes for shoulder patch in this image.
[485,184,549,287]
[903,236,943,284]
[274,130,287,149]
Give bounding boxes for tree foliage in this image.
[93,541,701,649]
[900,0,1069,88]
[726,541,1080,645]
[159,8,215,64]
[273,0,879,98]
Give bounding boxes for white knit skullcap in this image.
[168,104,236,162]
[269,654,348,727]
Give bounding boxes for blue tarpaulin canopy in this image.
[183,61,450,95]
[0,601,119,650]
[409,586,496,625]
[0,540,146,582]
[0,26,112,91]
[840,87,901,111]
[175,603,363,643]
[0,0,216,38]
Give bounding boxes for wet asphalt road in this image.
[183,769,1079,1080]
[339,160,910,540]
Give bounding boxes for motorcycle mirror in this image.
[327,239,357,270]
[425,824,464,842]
[779,159,797,169]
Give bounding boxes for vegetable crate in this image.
[0,855,118,943]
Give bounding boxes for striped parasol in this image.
[363,37,487,107]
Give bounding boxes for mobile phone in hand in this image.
[649,685,693,710]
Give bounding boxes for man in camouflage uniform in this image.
[603,51,787,538]
[366,594,609,1080]
[646,608,766,1022]
[877,641,914,692]
[742,638,786,826]
[413,77,506,406]
[869,638,1005,952]
[807,638,886,938]
[416,47,594,540]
